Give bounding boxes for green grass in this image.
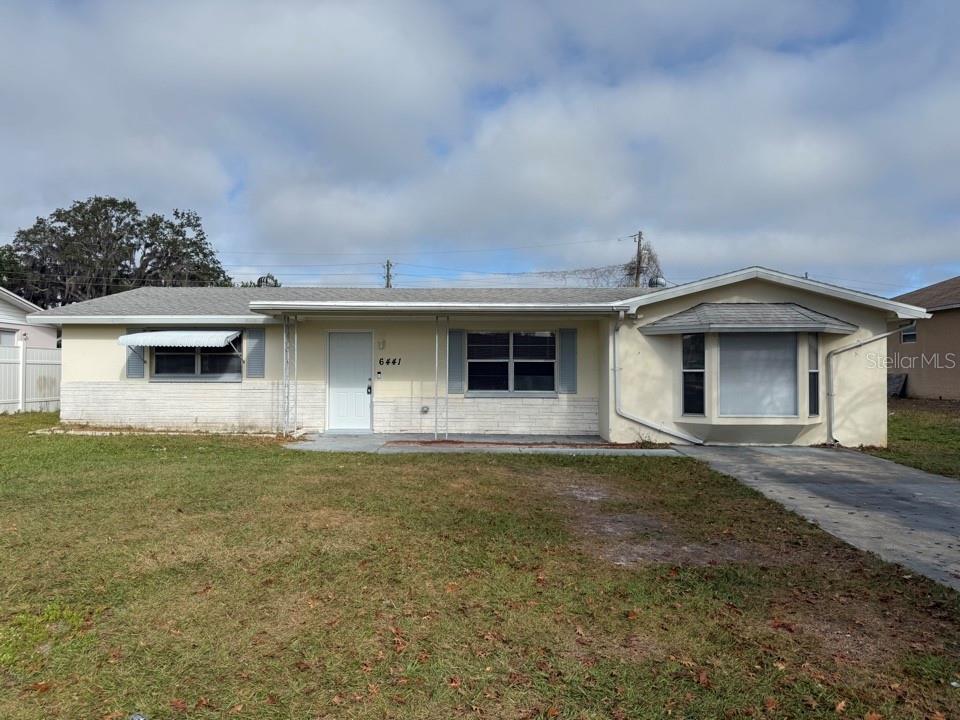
[0,412,958,719]
[865,398,960,478]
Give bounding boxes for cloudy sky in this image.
[0,1,956,295]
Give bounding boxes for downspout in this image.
[434,314,439,440]
[613,311,704,445]
[826,321,915,446]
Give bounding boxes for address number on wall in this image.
[378,357,403,366]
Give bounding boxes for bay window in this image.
[467,331,556,393]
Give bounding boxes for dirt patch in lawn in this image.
[550,480,779,567]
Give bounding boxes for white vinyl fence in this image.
[0,344,61,413]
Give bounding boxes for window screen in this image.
[719,333,797,416]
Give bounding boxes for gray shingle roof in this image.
[639,303,858,335]
[30,286,653,318]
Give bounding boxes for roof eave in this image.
[0,287,42,313]
[640,323,858,335]
[247,301,632,315]
[26,314,278,326]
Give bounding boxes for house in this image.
[27,267,928,446]
[0,287,58,348]
[0,287,61,414]
[888,275,960,400]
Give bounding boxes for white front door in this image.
[328,332,373,431]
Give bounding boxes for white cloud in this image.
[0,0,956,293]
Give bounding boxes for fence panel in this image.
[0,347,17,413]
[0,345,61,413]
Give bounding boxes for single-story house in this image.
[887,275,960,400]
[27,267,928,446]
[1,287,58,348]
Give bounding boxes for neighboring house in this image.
[0,287,58,348]
[27,267,927,446]
[0,287,61,413]
[888,275,960,400]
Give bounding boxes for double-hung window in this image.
[466,331,556,393]
[153,344,241,380]
[808,334,820,416]
[681,333,705,415]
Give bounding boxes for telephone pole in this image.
[633,230,643,287]
[384,259,393,288]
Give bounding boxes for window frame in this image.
[900,327,917,344]
[0,329,17,347]
[808,333,820,417]
[150,338,243,383]
[465,330,558,396]
[681,333,706,416]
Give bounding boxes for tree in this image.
[1,196,231,308]
[541,234,664,288]
[238,273,282,288]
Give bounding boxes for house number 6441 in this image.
[379,357,402,366]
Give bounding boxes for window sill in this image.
[150,376,242,384]
[677,414,823,426]
[464,391,559,399]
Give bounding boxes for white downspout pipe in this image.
[434,314,439,440]
[826,321,915,446]
[613,311,704,445]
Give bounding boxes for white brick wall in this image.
[374,395,599,435]
[61,381,326,433]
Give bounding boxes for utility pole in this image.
[384,259,393,288]
[633,230,643,287]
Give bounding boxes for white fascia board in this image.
[0,287,42,313]
[631,267,931,319]
[25,314,279,326]
[247,300,631,314]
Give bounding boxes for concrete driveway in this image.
[675,446,960,591]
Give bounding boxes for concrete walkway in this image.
[286,433,679,457]
[676,445,960,591]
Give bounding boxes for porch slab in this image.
[286,433,679,456]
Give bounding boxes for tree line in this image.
[0,196,235,309]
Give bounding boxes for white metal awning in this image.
[117,330,241,347]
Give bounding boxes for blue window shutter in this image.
[558,328,577,394]
[447,329,465,393]
[125,328,144,379]
[246,328,266,378]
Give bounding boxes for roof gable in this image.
[631,267,929,320]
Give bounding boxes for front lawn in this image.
[866,397,960,479]
[1,413,958,719]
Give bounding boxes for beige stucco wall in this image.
[604,278,891,447]
[887,309,960,400]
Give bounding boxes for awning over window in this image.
[117,330,241,347]
[639,303,857,335]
